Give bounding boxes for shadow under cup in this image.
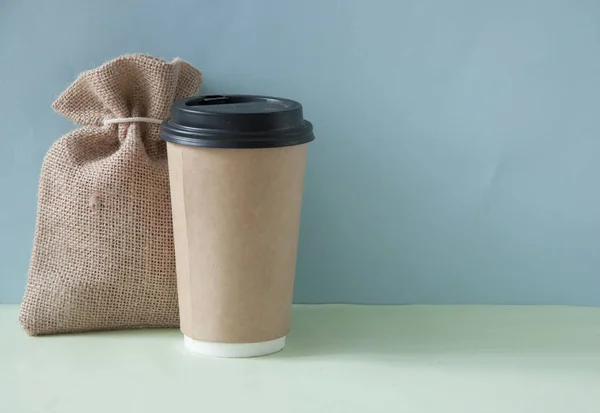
[160,95,314,358]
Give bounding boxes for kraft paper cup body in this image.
[162,95,314,358]
[167,143,308,357]
[167,143,307,353]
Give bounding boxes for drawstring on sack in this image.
[103,117,163,126]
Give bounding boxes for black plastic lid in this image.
[159,95,314,148]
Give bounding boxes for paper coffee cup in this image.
[160,95,314,357]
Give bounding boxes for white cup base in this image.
[183,335,286,358]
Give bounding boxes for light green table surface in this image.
[2,304,600,413]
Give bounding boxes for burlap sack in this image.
[20,54,202,335]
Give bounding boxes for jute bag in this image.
[20,54,202,335]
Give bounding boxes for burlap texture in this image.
[20,54,202,335]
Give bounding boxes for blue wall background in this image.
[1,0,600,305]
